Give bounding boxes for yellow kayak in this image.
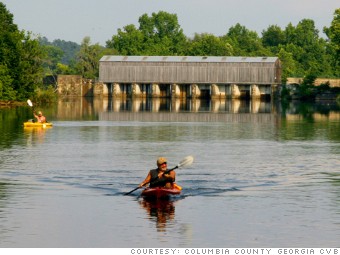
[23,122,53,128]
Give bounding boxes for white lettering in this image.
[131,249,178,255]
[278,249,316,255]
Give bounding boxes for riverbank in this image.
[0,101,27,107]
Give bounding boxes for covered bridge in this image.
[99,56,281,99]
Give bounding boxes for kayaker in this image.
[34,111,47,123]
[139,157,176,189]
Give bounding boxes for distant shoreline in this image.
[0,101,26,107]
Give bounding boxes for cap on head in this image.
[38,111,42,116]
[157,157,167,166]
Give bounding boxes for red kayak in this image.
[141,184,182,199]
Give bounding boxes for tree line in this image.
[0,2,339,102]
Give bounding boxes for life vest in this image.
[149,169,175,188]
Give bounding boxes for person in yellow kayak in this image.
[139,157,176,189]
[33,111,47,123]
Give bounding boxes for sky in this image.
[2,0,339,46]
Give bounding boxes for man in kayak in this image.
[34,111,47,123]
[139,157,176,189]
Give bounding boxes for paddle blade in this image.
[27,99,33,107]
[177,155,194,168]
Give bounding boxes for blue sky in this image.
[2,0,339,45]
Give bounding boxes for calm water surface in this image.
[0,98,340,247]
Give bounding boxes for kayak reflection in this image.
[24,126,52,145]
[139,198,177,232]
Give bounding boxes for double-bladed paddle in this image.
[124,155,194,196]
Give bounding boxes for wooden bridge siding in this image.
[99,61,279,85]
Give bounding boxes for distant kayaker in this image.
[34,111,47,123]
[139,157,176,189]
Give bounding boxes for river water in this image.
[0,98,340,248]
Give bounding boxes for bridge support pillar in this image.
[171,83,180,98]
[152,83,161,97]
[191,84,201,98]
[132,83,142,97]
[231,84,241,99]
[251,84,261,99]
[113,83,121,97]
[211,84,226,99]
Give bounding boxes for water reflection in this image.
[139,198,176,232]
[53,97,340,119]
[23,126,52,145]
[111,98,273,113]
[0,97,339,146]
[57,97,274,115]
[0,182,8,201]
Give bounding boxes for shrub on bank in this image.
[31,86,58,105]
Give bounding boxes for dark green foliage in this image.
[323,9,340,76]
[106,11,188,55]
[32,86,58,105]
[75,37,116,79]
[39,37,80,66]
[280,85,292,101]
[187,33,233,56]
[0,3,44,101]
[297,75,317,101]
[224,23,271,56]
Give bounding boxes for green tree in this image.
[51,39,80,65]
[279,19,332,77]
[223,23,270,56]
[106,24,144,55]
[17,32,45,99]
[297,73,317,101]
[75,37,114,79]
[0,2,20,100]
[0,64,15,100]
[106,11,188,55]
[55,63,74,75]
[262,25,285,53]
[0,3,44,101]
[42,44,64,75]
[324,8,340,76]
[277,48,297,83]
[139,11,187,55]
[187,33,233,56]
[75,37,99,79]
[39,37,82,76]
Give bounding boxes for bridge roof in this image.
[100,55,279,63]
